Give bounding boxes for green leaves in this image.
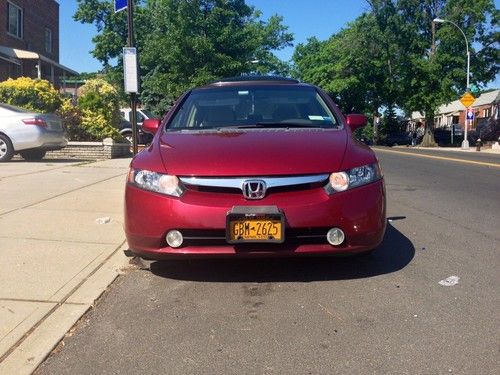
[293,0,498,136]
[75,0,293,114]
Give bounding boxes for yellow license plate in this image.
[229,220,283,242]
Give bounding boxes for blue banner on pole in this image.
[115,0,128,13]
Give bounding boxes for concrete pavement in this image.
[33,148,500,374]
[0,158,131,375]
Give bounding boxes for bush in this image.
[77,79,122,141]
[56,98,87,141]
[0,77,62,113]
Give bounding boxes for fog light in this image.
[327,227,345,246]
[166,230,183,248]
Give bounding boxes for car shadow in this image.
[149,223,414,282]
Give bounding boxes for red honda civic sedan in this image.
[124,77,386,259]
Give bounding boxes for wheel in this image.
[123,132,133,144]
[20,149,46,161]
[0,134,14,162]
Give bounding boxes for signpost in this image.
[459,92,475,149]
[115,0,139,155]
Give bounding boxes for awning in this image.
[0,45,78,76]
[0,51,21,65]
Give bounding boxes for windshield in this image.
[167,86,339,131]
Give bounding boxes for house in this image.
[410,89,499,131]
[0,0,77,88]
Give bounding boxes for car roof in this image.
[199,76,311,89]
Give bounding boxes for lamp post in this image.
[433,18,471,149]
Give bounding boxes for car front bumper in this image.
[124,179,386,259]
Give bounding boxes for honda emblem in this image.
[242,180,267,200]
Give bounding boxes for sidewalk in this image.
[0,158,132,375]
[395,145,500,154]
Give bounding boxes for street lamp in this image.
[433,17,471,149]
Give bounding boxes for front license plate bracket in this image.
[226,206,285,244]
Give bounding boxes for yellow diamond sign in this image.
[460,92,475,108]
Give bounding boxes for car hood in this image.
[158,129,347,176]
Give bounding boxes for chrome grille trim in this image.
[179,174,329,190]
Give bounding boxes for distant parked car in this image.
[434,125,466,146]
[381,133,411,146]
[0,103,67,162]
[119,108,155,144]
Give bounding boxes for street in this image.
[35,147,500,374]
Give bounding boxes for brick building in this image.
[0,0,77,87]
[411,89,500,131]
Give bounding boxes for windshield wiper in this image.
[219,122,318,129]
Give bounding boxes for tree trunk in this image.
[420,116,438,147]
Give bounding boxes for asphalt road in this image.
[36,148,500,375]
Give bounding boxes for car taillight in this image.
[22,118,47,127]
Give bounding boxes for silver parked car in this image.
[0,103,67,162]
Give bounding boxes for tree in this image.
[293,0,498,146]
[392,0,498,145]
[75,0,293,114]
[293,13,403,143]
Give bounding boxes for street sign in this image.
[466,108,474,120]
[115,0,127,13]
[460,92,475,108]
[123,47,138,93]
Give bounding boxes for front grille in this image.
[180,174,329,197]
[186,182,320,195]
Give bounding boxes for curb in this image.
[0,243,130,375]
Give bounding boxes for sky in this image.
[59,0,370,73]
[59,0,498,87]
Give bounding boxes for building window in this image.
[45,28,52,53]
[7,2,23,39]
[484,108,491,118]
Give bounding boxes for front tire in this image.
[20,149,46,161]
[122,132,133,144]
[0,134,14,162]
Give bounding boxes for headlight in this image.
[128,169,184,197]
[325,163,381,194]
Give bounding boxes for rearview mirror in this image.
[346,114,367,131]
[142,118,161,135]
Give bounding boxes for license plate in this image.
[226,206,285,243]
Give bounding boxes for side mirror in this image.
[346,114,367,131]
[142,118,161,135]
